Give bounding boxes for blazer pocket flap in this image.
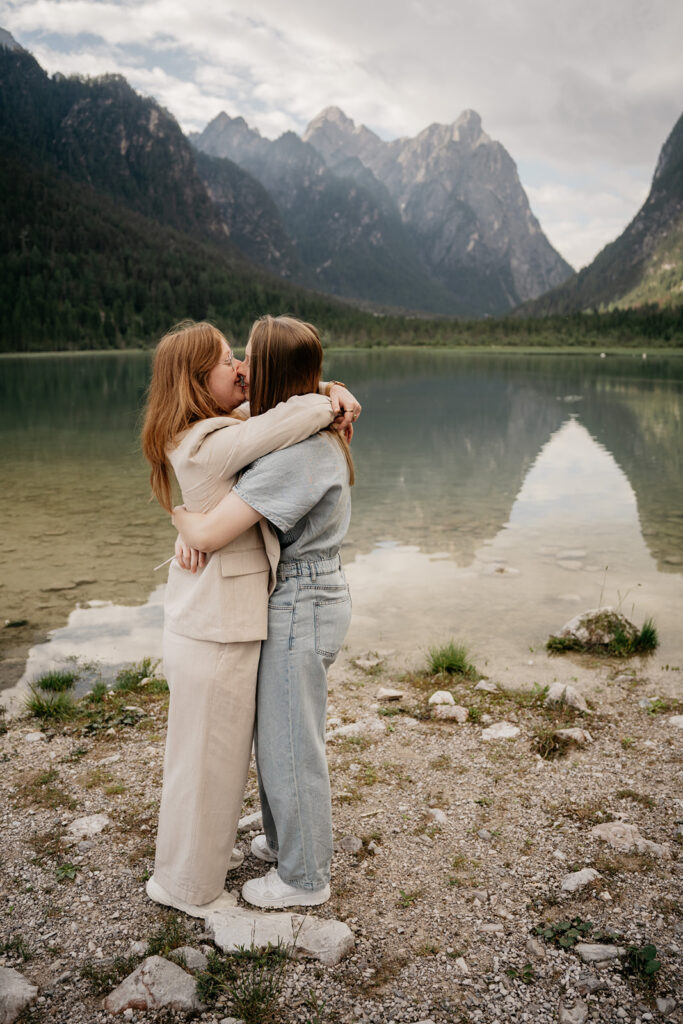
[219,548,270,577]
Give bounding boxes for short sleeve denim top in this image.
[234,432,351,562]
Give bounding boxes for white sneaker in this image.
[145,875,236,918]
[241,867,330,909]
[228,846,244,870]
[251,834,278,863]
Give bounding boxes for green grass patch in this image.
[195,943,293,1023]
[17,768,76,810]
[81,955,141,996]
[25,684,76,721]
[145,913,192,957]
[33,669,78,692]
[113,657,157,693]
[427,640,477,678]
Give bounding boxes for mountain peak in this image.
[0,27,24,51]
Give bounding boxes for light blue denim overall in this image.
[234,433,353,891]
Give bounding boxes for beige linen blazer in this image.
[163,394,332,643]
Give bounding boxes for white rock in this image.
[66,813,111,841]
[575,943,625,963]
[169,947,208,971]
[326,718,385,740]
[377,688,403,701]
[428,690,455,706]
[474,680,499,692]
[0,967,38,1024]
[23,732,46,743]
[237,810,263,832]
[479,923,504,933]
[656,996,678,1016]
[669,715,683,729]
[427,808,448,826]
[552,850,567,861]
[561,868,601,893]
[545,682,588,712]
[555,728,593,746]
[206,907,354,966]
[219,1018,245,1024]
[525,936,546,959]
[337,835,363,853]
[432,704,468,723]
[103,956,203,1013]
[590,821,671,859]
[559,999,589,1024]
[127,941,147,957]
[454,956,470,975]
[481,721,520,740]
[294,915,355,966]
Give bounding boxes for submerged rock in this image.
[547,606,656,656]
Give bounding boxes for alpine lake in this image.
[1,347,682,705]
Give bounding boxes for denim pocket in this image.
[314,591,352,658]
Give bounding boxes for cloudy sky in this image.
[3,0,681,269]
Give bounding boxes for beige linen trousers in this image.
[153,394,333,905]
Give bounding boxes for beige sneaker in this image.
[145,876,236,918]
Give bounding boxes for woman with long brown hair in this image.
[141,319,359,917]
[173,315,355,909]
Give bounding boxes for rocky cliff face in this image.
[304,107,574,314]
[520,112,683,314]
[193,113,465,313]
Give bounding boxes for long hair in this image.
[141,320,236,511]
[248,315,354,484]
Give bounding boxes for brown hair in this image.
[248,315,354,484]
[141,320,238,511]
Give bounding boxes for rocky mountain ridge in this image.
[303,106,574,314]
[519,112,683,314]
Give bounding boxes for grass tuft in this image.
[145,913,191,957]
[195,942,293,1023]
[34,669,78,692]
[25,684,76,721]
[113,657,156,693]
[427,640,477,678]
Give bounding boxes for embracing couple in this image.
[141,315,361,916]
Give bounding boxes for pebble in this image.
[545,682,588,712]
[377,687,403,701]
[338,835,363,854]
[574,943,624,963]
[561,868,601,893]
[474,680,499,692]
[669,715,683,729]
[481,721,520,740]
[428,690,455,706]
[432,704,468,722]
[24,732,46,743]
[590,821,671,858]
[559,999,589,1024]
[656,997,677,1015]
[427,808,448,825]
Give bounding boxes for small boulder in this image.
[559,999,588,1024]
[590,821,670,859]
[103,956,203,1013]
[428,690,455,706]
[168,947,208,971]
[427,808,448,826]
[554,607,637,649]
[669,715,683,729]
[0,967,38,1024]
[574,943,624,963]
[337,835,363,854]
[481,721,520,740]
[66,814,111,842]
[561,868,601,893]
[23,732,46,743]
[377,687,403,701]
[544,683,588,713]
[237,810,263,832]
[432,704,468,723]
[474,680,499,693]
[555,728,593,746]
[206,907,354,967]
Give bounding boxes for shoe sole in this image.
[241,884,330,909]
[146,877,236,918]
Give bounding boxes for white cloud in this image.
[2,0,681,266]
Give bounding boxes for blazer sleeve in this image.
[199,393,334,479]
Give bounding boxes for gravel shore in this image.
[1,649,681,1023]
